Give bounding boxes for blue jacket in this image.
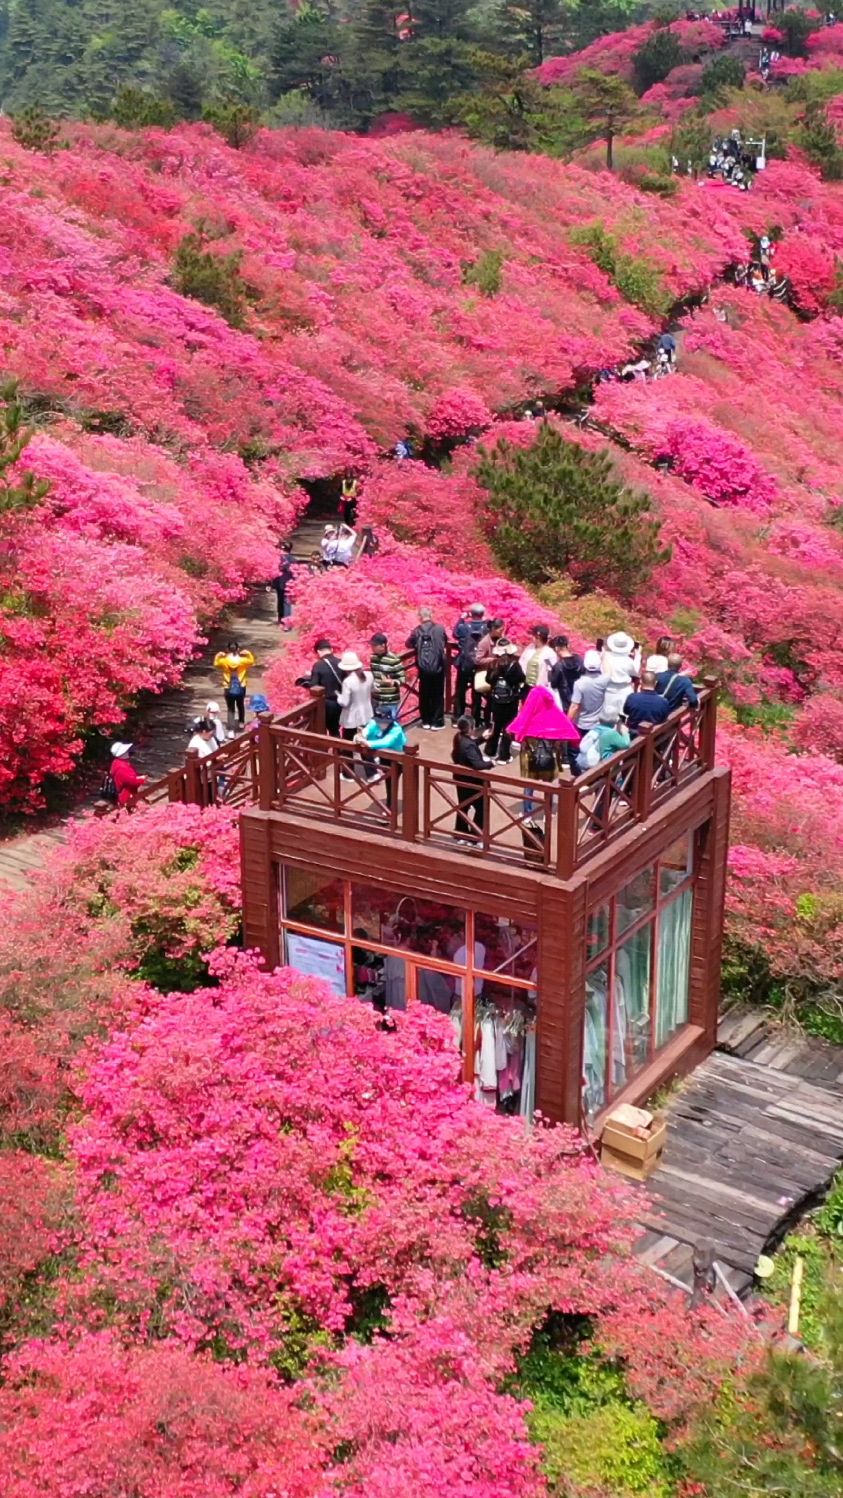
[655,669,698,709]
[362,720,407,754]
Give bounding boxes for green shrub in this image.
[701,54,746,98]
[10,105,61,154]
[632,29,684,93]
[202,98,260,149]
[531,1400,674,1496]
[798,103,843,182]
[462,248,505,296]
[171,229,252,328]
[112,86,176,129]
[569,222,670,317]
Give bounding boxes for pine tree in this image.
[476,424,670,599]
[0,381,51,517]
[171,229,251,328]
[631,27,684,94]
[568,69,637,170]
[10,103,61,153]
[491,0,567,68]
[202,97,259,148]
[799,103,843,182]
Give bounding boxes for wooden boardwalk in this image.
[0,513,329,896]
[632,1010,843,1295]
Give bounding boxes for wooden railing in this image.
[253,683,718,876]
[135,694,325,810]
[135,666,717,876]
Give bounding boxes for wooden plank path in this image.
[0,513,329,897]
[632,1012,843,1295]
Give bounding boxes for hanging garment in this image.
[520,1029,536,1119]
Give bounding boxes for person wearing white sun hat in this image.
[337,650,375,734]
[602,630,641,722]
[109,741,145,807]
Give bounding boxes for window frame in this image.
[583,832,697,1112]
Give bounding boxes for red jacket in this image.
[111,757,143,807]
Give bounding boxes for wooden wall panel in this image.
[241,814,279,966]
[536,879,588,1125]
[690,769,731,1043]
[257,812,544,922]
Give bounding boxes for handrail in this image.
[132,670,718,874]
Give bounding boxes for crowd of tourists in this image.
[293,606,699,845]
[706,130,760,191]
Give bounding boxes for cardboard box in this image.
[600,1111,666,1181]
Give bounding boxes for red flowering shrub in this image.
[2,803,241,993]
[426,388,493,440]
[0,1335,324,1498]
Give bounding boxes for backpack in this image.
[459,619,486,668]
[417,625,445,675]
[227,672,246,699]
[532,739,555,774]
[491,673,515,704]
[580,729,602,770]
[100,770,118,804]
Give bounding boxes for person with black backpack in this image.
[485,642,525,763]
[406,606,448,729]
[452,603,488,724]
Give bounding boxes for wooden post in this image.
[556,779,577,879]
[635,729,654,822]
[401,744,420,841]
[701,677,719,770]
[308,685,326,736]
[167,769,185,804]
[184,748,203,807]
[257,713,275,811]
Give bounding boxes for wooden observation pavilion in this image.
[141,650,730,1130]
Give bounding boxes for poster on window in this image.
[285,931,347,997]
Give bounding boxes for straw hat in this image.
[110,741,132,758]
[338,650,364,672]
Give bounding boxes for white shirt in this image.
[188,733,216,759]
[454,940,486,999]
[335,530,357,565]
[339,671,374,729]
[519,645,556,689]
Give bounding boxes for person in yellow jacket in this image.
[213,639,256,732]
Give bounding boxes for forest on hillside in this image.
[0,0,647,126]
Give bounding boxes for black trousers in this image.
[455,778,486,839]
[325,698,341,737]
[224,688,246,725]
[486,700,518,761]
[454,666,479,722]
[418,669,445,727]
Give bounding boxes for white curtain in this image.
[656,889,692,1048]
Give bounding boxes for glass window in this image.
[616,866,656,935]
[587,903,610,963]
[284,929,347,996]
[615,923,652,1078]
[584,966,608,1122]
[351,884,465,958]
[416,964,458,1017]
[660,834,693,896]
[475,914,538,982]
[656,889,692,1048]
[284,867,345,933]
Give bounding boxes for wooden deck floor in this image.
[632,1011,843,1295]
